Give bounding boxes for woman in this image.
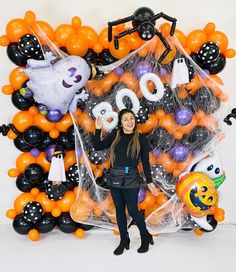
[92,108,159,255]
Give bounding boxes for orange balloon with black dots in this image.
[6,18,29,42]
[55,24,76,46]
[16,152,36,173]
[9,68,28,90]
[66,34,88,56]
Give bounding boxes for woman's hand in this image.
[95,116,103,129]
[148,182,159,196]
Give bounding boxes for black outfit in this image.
[92,129,154,248]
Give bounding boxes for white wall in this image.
[0,0,236,224]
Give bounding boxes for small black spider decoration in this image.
[108,7,177,63]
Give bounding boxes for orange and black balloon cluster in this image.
[1,10,234,240]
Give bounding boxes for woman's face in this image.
[121,112,136,133]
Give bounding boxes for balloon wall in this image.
[0,9,235,241]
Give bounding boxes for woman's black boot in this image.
[113,233,130,255]
[137,233,154,253]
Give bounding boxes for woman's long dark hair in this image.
[110,109,140,166]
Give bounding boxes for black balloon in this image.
[57,213,78,233]
[137,107,149,124]
[38,178,51,192]
[23,126,44,146]
[35,213,56,233]
[66,125,75,145]
[13,215,33,235]
[83,48,98,62]
[157,85,178,114]
[205,54,226,74]
[37,133,55,151]
[197,42,219,64]
[45,182,67,201]
[16,174,34,192]
[14,136,31,152]
[18,34,43,59]
[66,163,79,183]
[77,223,94,231]
[23,201,44,224]
[188,126,212,151]
[99,49,118,64]
[24,163,45,183]
[57,132,74,150]
[7,42,28,66]
[11,90,34,111]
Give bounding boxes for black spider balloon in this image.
[108,7,177,63]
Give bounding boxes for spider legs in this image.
[155,30,171,63]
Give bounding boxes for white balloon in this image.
[102,111,118,131]
[92,102,113,118]
[116,88,140,114]
[139,73,164,101]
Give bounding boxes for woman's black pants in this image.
[110,187,149,239]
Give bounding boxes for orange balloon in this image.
[9,67,28,90]
[156,153,176,173]
[34,113,55,132]
[31,21,55,43]
[78,112,95,133]
[155,193,168,206]
[99,72,119,92]
[64,150,76,171]
[77,26,98,48]
[187,30,208,52]
[70,202,91,222]
[93,206,103,217]
[24,10,36,27]
[208,31,228,53]
[55,113,73,132]
[174,29,187,48]
[75,228,85,238]
[14,192,35,214]
[36,152,51,172]
[16,152,36,173]
[66,34,88,56]
[36,192,56,212]
[12,111,34,132]
[6,18,30,42]
[28,229,40,241]
[56,191,76,212]
[109,39,130,59]
[2,85,14,95]
[0,35,10,46]
[7,129,18,140]
[71,16,82,30]
[30,188,40,197]
[99,27,117,49]
[6,209,17,219]
[194,229,203,236]
[93,167,103,178]
[28,106,38,115]
[93,42,104,53]
[204,22,215,35]
[126,32,143,50]
[138,191,156,210]
[8,168,20,177]
[224,48,236,58]
[55,24,76,46]
[138,114,158,133]
[49,128,60,139]
[158,114,176,135]
[119,72,138,91]
[51,207,62,217]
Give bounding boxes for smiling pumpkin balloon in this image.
[176,172,218,217]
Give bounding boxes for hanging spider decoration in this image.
[224,108,236,126]
[108,7,177,63]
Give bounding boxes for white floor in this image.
[0,224,236,272]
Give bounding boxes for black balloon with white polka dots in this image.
[18,34,43,59]
[23,201,43,224]
[197,42,220,64]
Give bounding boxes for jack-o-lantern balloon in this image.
[176,172,218,217]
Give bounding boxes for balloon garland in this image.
[0,8,235,241]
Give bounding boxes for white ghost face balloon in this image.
[193,152,223,179]
[24,55,91,114]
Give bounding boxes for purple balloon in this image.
[46,109,63,122]
[114,67,124,76]
[74,148,83,157]
[171,144,189,162]
[45,144,56,162]
[159,67,168,77]
[174,108,193,125]
[134,61,152,79]
[138,187,146,203]
[153,148,161,158]
[30,148,40,157]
